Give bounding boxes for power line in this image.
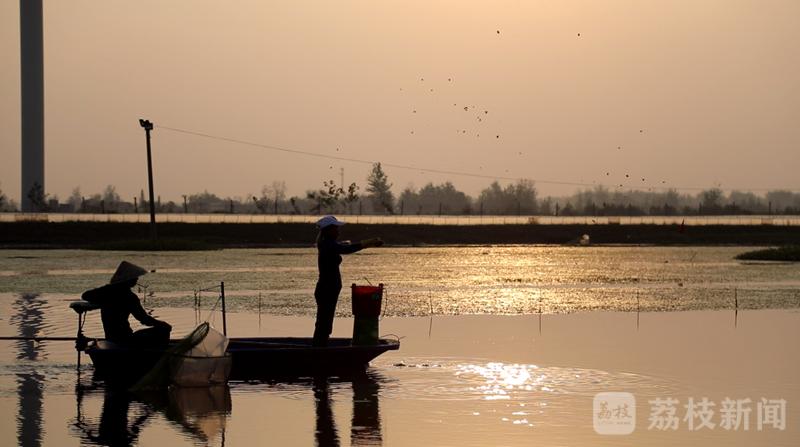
[155,125,579,184]
[155,125,798,193]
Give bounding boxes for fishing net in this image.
[131,322,231,390]
[170,325,231,387]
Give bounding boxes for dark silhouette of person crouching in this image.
[313,216,382,347]
[82,261,172,348]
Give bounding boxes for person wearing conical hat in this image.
[313,216,383,347]
[82,261,172,347]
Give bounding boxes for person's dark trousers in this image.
[313,283,341,347]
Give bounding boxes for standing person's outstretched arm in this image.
[359,238,384,248]
[331,238,383,255]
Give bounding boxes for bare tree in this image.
[342,182,359,214]
[766,190,800,214]
[700,188,724,214]
[188,190,226,213]
[307,180,345,214]
[67,187,82,212]
[102,185,121,212]
[259,181,287,214]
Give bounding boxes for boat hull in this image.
[85,337,399,382]
[227,337,399,379]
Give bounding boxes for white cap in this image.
[316,215,345,229]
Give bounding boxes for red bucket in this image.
[351,283,383,318]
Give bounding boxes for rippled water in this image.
[1,299,798,446]
[1,247,798,446]
[0,292,679,446]
[0,357,675,447]
[1,246,799,315]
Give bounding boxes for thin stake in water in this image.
[636,292,640,331]
[221,282,227,336]
[428,291,434,338]
[538,304,542,335]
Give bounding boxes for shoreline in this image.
[1,242,796,250]
[2,221,799,249]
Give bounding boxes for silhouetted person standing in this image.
[313,216,382,347]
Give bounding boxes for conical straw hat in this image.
[109,261,148,285]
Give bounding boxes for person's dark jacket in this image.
[317,238,363,288]
[82,285,160,342]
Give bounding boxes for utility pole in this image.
[139,119,158,240]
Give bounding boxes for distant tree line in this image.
[3,164,800,215]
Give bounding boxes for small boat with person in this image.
[70,282,399,383]
[82,335,400,382]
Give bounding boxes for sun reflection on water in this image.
[383,357,677,432]
[456,362,542,400]
[2,247,799,314]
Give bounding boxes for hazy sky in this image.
[1,0,798,203]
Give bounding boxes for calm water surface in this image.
[1,247,798,446]
[0,303,683,447]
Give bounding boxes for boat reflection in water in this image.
[72,383,232,446]
[71,370,385,446]
[313,371,384,447]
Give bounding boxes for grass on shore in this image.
[735,245,800,261]
[89,238,217,251]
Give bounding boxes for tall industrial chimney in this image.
[20,0,44,212]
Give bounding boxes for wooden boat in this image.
[226,337,399,379]
[70,299,400,382]
[86,337,400,381]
